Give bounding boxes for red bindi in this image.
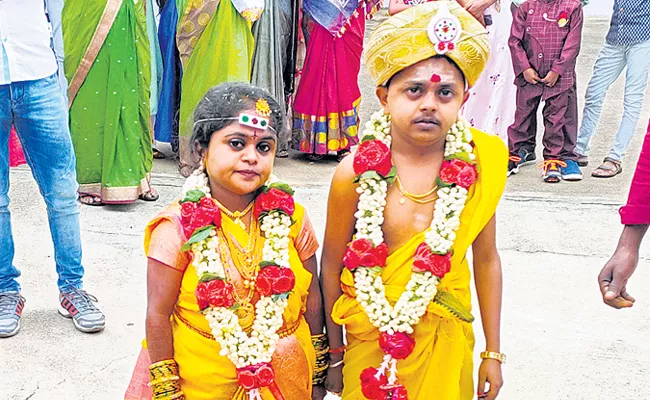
[430,74,441,83]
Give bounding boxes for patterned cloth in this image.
[462,0,516,142]
[606,0,650,46]
[365,2,490,87]
[509,0,583,101]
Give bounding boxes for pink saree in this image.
[291,8,367,155]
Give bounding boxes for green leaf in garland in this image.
[180,189,206,204]
[268,182,295,196]
[385,166,397,185]
[444,152,475,164]
[436,176,453,188]
[360,170,382,181]
[361,134,377,142]
[199,273,221,283]
[260,261,280,268]
[273,292,291,301]
[370,266,383,274]
[181,225,214,251]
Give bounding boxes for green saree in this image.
[64,0,153,203]
[177,0,255,169]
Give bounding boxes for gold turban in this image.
[366,1,490,88]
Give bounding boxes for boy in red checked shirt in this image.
[507,0,584,183]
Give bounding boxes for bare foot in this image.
[179,163,194,178]
[139,187,159,202]
[79,194,104,206]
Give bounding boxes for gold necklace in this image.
[214,199,255,230]
[395,175,438,205]
[216,229,258,332]
[217,219,259,281]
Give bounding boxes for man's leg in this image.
[0,83,27,339]
[13,74,104,333]
[608,40,650,161]
[575,43,627,157]
[0,84,21,292]
[12,74,83,291]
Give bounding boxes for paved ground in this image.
[3,11,650,400]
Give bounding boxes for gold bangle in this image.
[480,351,506,364]
[149,359,178,370]
[329,359,344,369]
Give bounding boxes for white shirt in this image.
[0,0,58,85]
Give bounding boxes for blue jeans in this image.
[0,73,84,292]
[576,40,650,161]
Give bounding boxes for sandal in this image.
[591,157,622,178]
[152,147,166,159]
[337,150,351,162]
[308,154,325,162]
[139,187,159,202]
[79,194,104,206]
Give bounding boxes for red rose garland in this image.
[348,112,477,399]
[179,178,296,399]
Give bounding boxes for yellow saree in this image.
[131,202,317,399]
[332,130,507,400]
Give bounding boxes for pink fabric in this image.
[292,9,365,155]
[462,0,516,142]
[124,347,153,400]
[619,120,650,225]
[9,127,26,167]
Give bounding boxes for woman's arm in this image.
[472,215,504,400]
[303,255,326,334]
[146,259,184,363]
[319,156,359,392]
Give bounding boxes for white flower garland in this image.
[353,111,474,336]
[183,172,292,369]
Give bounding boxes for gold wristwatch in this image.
[480,351,506,364]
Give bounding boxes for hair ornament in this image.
[255,98,272,117]
[193,113,275,133]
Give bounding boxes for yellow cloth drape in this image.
[332,129,507,400]
[144,203,316,400]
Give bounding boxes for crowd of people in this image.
[1,0,650,400]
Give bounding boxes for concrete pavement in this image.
[2,13,650,400]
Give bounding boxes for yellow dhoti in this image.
[332,130,507,400]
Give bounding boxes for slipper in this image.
[152,147,166,159]
[591,157,622,178]
[139,187,159,202]
[79,194,104,206]
[308,154,325,162]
